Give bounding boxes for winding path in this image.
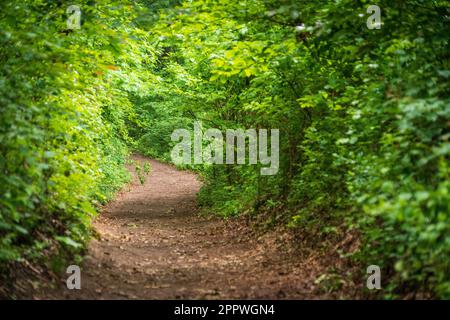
[49,155,329,299]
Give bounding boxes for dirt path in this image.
[44,155,344,299]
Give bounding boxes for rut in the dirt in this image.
[45,155,333,299]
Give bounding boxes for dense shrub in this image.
[0,0,151,269]
[141,0,449,298]
[1,0,448,298]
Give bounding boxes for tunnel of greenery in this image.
[0,0,449,298]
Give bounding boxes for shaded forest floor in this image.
[10,155,362,299]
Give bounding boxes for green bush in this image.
[1,0,448,299]
[0,0,149,269]
[142,0,449,298]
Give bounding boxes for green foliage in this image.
[139,0,450,298]
[1,0,448,299]
[134,161,151,185]
[0,0,151,269]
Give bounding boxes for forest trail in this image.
[44,155,334,299]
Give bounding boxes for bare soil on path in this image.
[34,155,356,299]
